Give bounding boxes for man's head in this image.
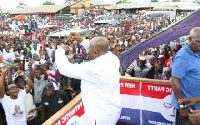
[159,56,168,66]
[149,56,156,66]
[188,27,200,54]
[88,37,109,60]
[138,56,146,67]
[33,54,40,61]
[34,68,42,79]
[162,48,168,56]
[15,76,25,89]
[7,84,19,99]
[5,45,10,53]
[45,82,55,96]
[33,44,37,50]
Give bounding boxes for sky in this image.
[0,0,194,10]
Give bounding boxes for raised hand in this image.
[50,43,56,50]
[17,70,25,78]
[70,32,83,43]
[1,66,8,74]
[10,64,19,70]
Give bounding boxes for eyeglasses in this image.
[8,86,19,90]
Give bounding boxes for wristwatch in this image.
[179,104,185,108]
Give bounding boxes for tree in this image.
[116,0,131,4]
[172,0,180,2]
[195,0,200,5]
[43,0,55,5]
[151,0,158,2]
[16,2,27,9]
[63,0,79,5]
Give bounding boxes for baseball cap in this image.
[138,56,146,62]
[77,53,86,60]
[160,56,168,61]
[45,82,54,89]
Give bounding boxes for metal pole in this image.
[150,0,152,11]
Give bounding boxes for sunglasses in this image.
[8,86,19,90]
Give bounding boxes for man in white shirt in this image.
[55,33,121,125]
[0,67,34,125]
[3,45,16,62]
[31,44,40,56]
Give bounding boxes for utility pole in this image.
[150,0,152,11]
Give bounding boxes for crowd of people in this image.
[0,7,200,125]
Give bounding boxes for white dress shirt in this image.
[55,41,121,125]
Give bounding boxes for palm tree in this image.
[16,2,27,9]
[43,0,55,5]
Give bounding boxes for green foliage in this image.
[151,0,158,2]
[195,0,200,5]
[16,2,27,9]
[64,0,79,4]
[172,0,180,2]
[43,0,55,5]
[116,0,131,4]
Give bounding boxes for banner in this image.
[119,80,141,124]
[56,80,175,125]
[141,82,175,125]
[56,101,84,125]
[118,80,175,125]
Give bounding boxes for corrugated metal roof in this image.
[2,5,69,14]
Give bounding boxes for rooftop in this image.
[2,5,69,14]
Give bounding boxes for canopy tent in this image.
[13,15,25,20]
[119,9,200,72]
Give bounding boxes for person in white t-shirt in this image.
[0,67,34,125]
[3,45,16,62]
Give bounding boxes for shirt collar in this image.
[185,44,200,57]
